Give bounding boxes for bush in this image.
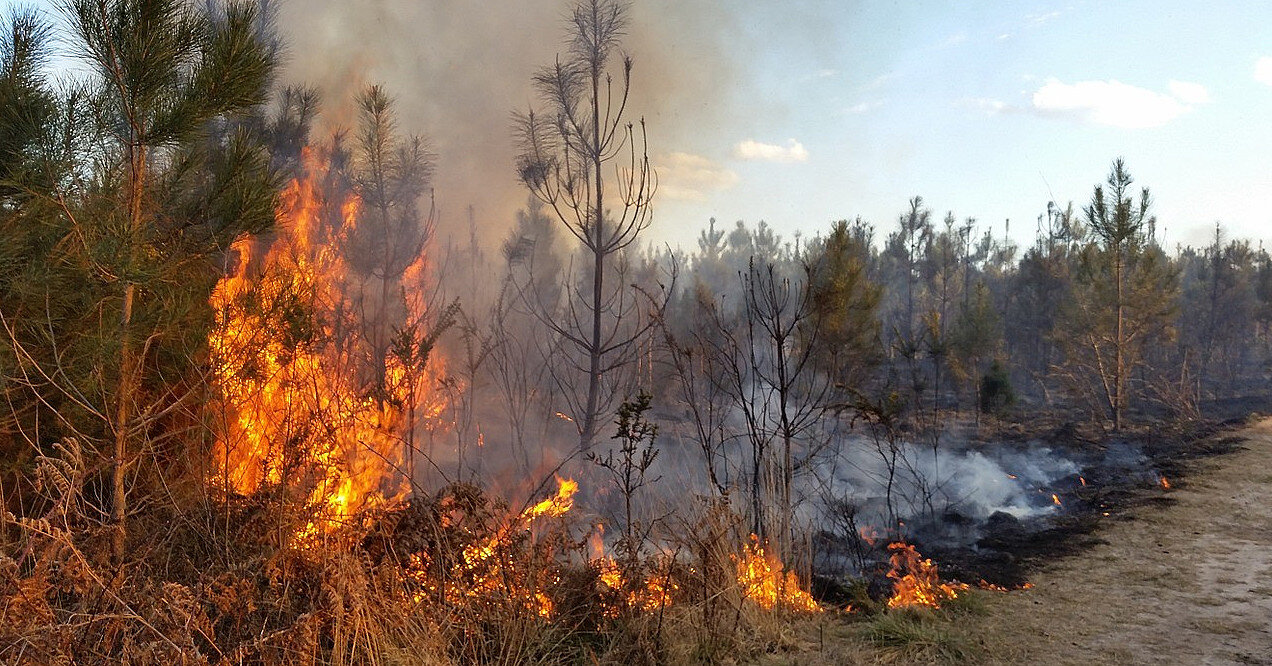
[979,360,1017,415]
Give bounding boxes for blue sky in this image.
[648,1,1272,251]
[16,0,1272,252]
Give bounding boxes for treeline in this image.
[654,160,1270,432]
[656,159,1272,434]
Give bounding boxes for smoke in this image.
[811,437,1085,538]
[272,0,741,247]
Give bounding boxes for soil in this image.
[972,417,1272,665]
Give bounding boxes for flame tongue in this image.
[524,477,578,520]
[209,147,444,544]
[735,535,822,612]
[885,541,969,609]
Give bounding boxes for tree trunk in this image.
[1114,246,1124,431]
[113,143,146,562]
[112,283,135,562]
[580,48,605,450]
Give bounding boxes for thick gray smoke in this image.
[272,0,742,247]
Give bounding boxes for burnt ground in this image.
[927,410,1256,589]
[963,415,1272,665]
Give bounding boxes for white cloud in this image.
[733,139,809,163]
[1256,57,1272,86]
[1168,80,1211,105]
[656,152,738,201]
[858,71,898,93]
[1030,78,1198,128]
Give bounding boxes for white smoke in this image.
[811,437,1082,529]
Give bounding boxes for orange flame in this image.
[588,522,678,614]
[407,477,579,617]
[977,579,1034,592]
[1052,493,1062,506]
[208,148,445,544]
[885,542,969,610]
[1159,476,1171,489]
[734,535,821,613]
[524,477,578,520]
[593,556,678,614]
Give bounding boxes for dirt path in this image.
[976,418,1272,665]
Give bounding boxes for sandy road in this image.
[975,418,1272,665]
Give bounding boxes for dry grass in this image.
[6,444,962,665]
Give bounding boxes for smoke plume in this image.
[272,0,740,247]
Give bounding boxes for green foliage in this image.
[1055,159,1179,428]
[807,218,883,389]
[978,359,1016,415]
[590,391,660,562]
[861,609,977,663]
[0,1,279,545]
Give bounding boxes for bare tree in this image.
[514,0,657,449]
[701,258,829,559]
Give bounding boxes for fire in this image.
[1080,476,1087,487]
[1052,493,1062,506]
[208,147,445,543]
[407,477,579,617]
[1160,476,1171,489]
[524,477,578,520]
[977,579,1034,592]
[593,556,678,614]
[734,535,822,613]
[885,542,968,610]
[588,523,678,614]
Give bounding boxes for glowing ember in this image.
[593,556,677,614]
[1052,493,1062,506]
[885,542,969,610]
[735,535,821,613]
[208,147,445,543]
[588,523,677,614]
[1080,476,1087,487]
[977,579,1035,592]
[1160,476,1171,489]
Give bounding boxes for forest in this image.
[2,1,1270,664]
